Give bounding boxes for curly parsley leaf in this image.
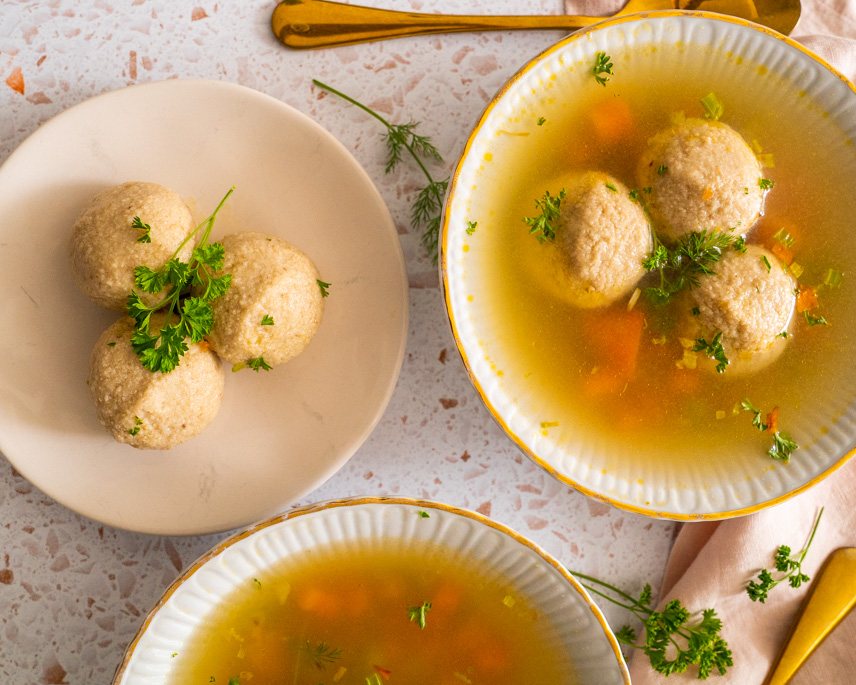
[741,398,799,461]
[692,331,730,373]
[131,216,152,243]
[571,570,732,679]
[261,314,275,326]
[592,52,614,86]
[747,508,823,603]
[523,189,566,243]
[125,187,234,373]
[246,356,273,372]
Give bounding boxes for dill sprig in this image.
[572,571,732,679]
[301,641,344,670]
[313,79,448,263]
[643,228,737,305]
[747,508,823,603]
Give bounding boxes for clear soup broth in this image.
[463,38,856,480]
[172,541,577,684]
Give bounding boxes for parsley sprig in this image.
[747,508,823,603]
[131,216,152,243]
[643,228,737,305]
[313,79,448,263]
[692,331,730,373]
[523,189,566,243]
[593,52,614,86]
[741,398,799,461]
[126,188,234,373]
[572,571,732,679]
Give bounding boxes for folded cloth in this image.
[556,2,856,682]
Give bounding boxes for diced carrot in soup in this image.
[796,286,819,312]
[590,97,634,142]
[582,308,644,378]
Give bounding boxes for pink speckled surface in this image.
[0,1,678,682]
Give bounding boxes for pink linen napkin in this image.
[560,1,856,681]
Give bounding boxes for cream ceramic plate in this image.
[0,80,408,535]
[112,497,630,684]
[442,13,856,519]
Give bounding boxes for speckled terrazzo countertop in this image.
[0,1,678,682]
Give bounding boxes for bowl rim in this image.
[439,10,856,521]
[111,495,631,684]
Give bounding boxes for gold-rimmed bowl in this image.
[112,497,629,684]
[441,12,856,519]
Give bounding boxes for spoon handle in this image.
[271,0,600,49]
[764,548,856,685]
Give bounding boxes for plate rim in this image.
[439,11,856,521]
[0,78,409,535]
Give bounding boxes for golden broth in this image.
[468,42,856,474]
[172,541,576,684]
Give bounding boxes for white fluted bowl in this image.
[112,497,629,684]
[441,12,856,519]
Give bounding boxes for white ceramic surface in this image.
[442,13,856,519]
[112,497,630,685]
[0,79,408,535]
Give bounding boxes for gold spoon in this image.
[764,548,856,685]
[272,0,801,50]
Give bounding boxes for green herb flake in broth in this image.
[253,578,262,589]
[824,268,844,288]
[759,177,774,190]
[592,52,614,86]
[537,116,547,126]
[629,189,640,202]
[523,189,566,243]
[317,279,331,298]
[228,677,240,685]
[107,341,117,347]
[260,314,274,326]
[804,311,828,326]
[418,511,430,518]
[772,228,795,248]
[692,332,730,373]
[691,307,701,316]
[657,164,668,175]
[407,601,432,629]
[605,181,618,192]
[643,186,652,194]
[761,255,772,273]
[733,236,747,254]
[466,221,477,235]
[700,92,724,120]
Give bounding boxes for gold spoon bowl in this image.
[272,0,801,50]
